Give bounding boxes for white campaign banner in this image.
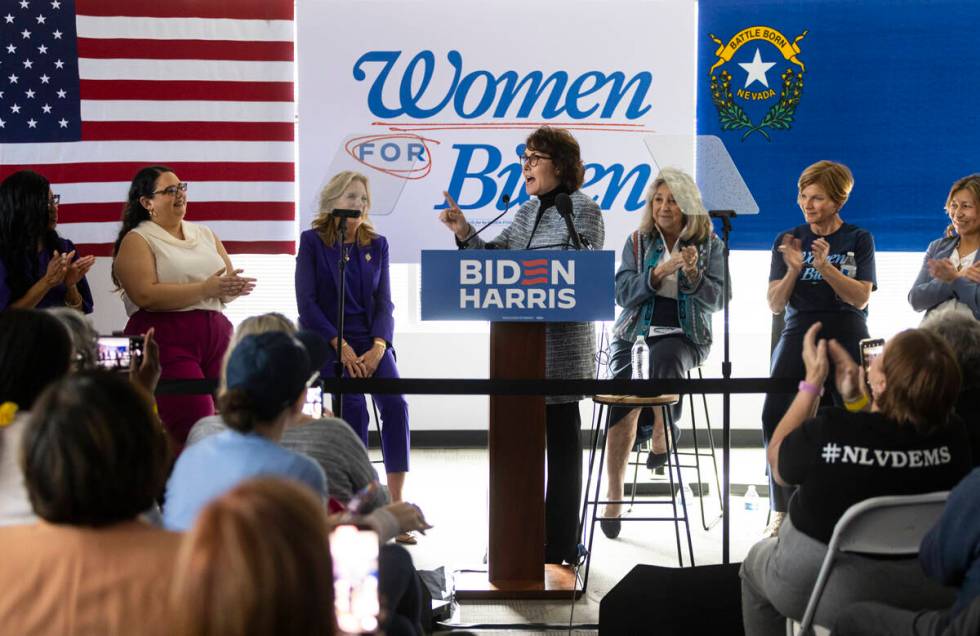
[297,0,697,262]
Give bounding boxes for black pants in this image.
[761,314,867,511]
[379,544,423,636]
[545,401,583,564]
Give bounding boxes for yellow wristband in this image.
[373,338,387,351]
[844,394,869,412]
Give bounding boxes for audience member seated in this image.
[46,307,99,370]
[162,330,331,530]
[0,371,176,635]
[740,324,971,635]
[0,309,72,526]
[921,310,980,464]
[186,312,389,509]
[172,477,425,636]
[835,466,980,635]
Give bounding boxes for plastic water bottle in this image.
[841,251,857,278]
[631,335,649,380]
[743,485,761,512]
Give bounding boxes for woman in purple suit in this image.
[295,171,411,535]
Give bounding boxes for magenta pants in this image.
[125,309,232,449]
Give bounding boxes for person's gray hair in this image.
[45,307,98,370]
[920,310,980,390]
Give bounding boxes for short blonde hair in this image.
[311,171,378,247]
[171,478,336,636]
[798,160,854,208]
[638,168,713,243]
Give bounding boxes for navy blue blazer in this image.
[295,229,395,346]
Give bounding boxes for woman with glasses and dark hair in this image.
[909,173,980,320]
[438,126,605,565]
[0,170,95,312]
[111,166,256,449]
[295,171,414,541]
[0,370,178,635]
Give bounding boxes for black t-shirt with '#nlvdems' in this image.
[779,407,971,545]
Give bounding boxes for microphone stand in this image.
[333,216,349,420]
[709,209,735,564]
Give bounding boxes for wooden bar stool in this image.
[580,393,695,592]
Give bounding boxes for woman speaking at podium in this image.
[438,126,605,564]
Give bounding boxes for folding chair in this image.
[788,490,950,636]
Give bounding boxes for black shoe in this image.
[646,422,682,469]
[600,517,622,539]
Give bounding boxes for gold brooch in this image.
[365,253,372,262]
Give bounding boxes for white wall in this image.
[85,249,924,432]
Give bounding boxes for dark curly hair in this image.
[525,127,585,192]
[112,165,172,285]
[0,170,61,302]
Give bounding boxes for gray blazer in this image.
[908,236,980,319]
[463,190,605,403]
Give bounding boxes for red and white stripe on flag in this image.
[0,0,296,256]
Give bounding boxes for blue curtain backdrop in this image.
[697,0,978,251]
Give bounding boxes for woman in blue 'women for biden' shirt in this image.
[0,170,95,313]
[762,160,877,537]
[294,171,413,542]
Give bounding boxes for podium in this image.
[421,250,614,598]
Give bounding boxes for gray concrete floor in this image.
[376,445,772,635]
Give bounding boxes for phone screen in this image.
[96,336,132,370]
[331,525,380,634]
[303,387,323,418]
[97,336,143,371]
[859,338,885,375]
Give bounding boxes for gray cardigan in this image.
[908,236,980,319]
[462,190,605,403]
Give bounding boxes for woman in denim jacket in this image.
[599,168,725,539]
[909,174,980,321]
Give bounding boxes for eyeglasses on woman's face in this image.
[152,182,188,197]
[519,153,552,169]
[48,194,61,207]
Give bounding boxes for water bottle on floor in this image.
[631,335,649,380]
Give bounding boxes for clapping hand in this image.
[42,250,70,288]
[811,238,830,272]
[778,234,804,272]
[64,253,96,287]
[680,245,699,279]
[205,267,256,300]
[827,339,865,402]
[650,253,684,288]
[438,191,470,240]
[962,261,980,283]
[927,258,958,283]
[802,322,829,386]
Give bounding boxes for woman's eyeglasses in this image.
[153,182,189,197]
[49,194,61,206]
[519,153,551,168]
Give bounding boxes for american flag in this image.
[0,0,295,256]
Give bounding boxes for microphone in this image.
[331,208,362,219]
[555,193,584,250]
[458,194,512,249]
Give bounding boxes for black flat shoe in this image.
[646,422,682,469]
[600,517,622,539]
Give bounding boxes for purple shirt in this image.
[0,237,94,313]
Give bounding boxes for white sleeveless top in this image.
[122,220,227,316]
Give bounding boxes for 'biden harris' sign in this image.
[420,250,614,322]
